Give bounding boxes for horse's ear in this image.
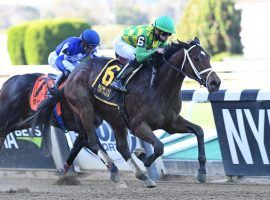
[194,37,200,44]
[171,41,178,45]
[177,39,187,48]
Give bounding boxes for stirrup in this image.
[111,80,127,92]
[48,85,58,95]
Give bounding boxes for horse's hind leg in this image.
[111,124,156,188]
[164,115,206,183]
[65,85,115,175]
[58,132,100,173]
[58,130,119,182]
[58,133,85,175]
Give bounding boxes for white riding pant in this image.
[48,51,59,71]
[114,36,135,61]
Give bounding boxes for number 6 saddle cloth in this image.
[92,58,125,107]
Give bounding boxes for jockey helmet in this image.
[80,29,100,46]
[153,16,176,34]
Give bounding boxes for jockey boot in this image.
[50,72,69,94]
[111,59,139,92]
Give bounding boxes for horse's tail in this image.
[31,89,63,156]
[1,115,36,136]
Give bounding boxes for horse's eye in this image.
[194,57,199,62]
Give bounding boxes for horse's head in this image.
[162,37,221,93]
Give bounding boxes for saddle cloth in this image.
[30,74,63,117]
[30,74,55,111]
[92,59,125,107]
[30,74,67,129]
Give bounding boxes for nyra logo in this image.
[222,109,270,165]
[3,128,42,149]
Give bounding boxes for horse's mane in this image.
[164,39,200,58]
[149,38,200,68]
[163,41,186,58]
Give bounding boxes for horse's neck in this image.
[156,50,185,97]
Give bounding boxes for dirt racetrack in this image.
[0,170,270,200]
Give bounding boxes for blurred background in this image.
[1,0,269,90]
[0,0,267,66]
[0,0,269,66]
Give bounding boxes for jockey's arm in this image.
[55,54,74,74]
[135,46,157,63]
[55,55,67,73]
[55,42,76,73]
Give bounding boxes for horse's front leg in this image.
[132,121,164,168]
[164,115,206,183]
[111,124,156,188]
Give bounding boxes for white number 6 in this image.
[137,36,145,47]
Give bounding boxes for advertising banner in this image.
[0,128,55,169]
[212,101,270,176]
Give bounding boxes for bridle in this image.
[162,44,213,87]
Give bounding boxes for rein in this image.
[162,44,213,86]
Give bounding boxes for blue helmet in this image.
[80,29,100,46]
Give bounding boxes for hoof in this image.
[110,172,120,183]
[116,180,128,189]
[108,163,120,183]
[144,178,156,188]
[197,171,206,183]
[57,168,67,177]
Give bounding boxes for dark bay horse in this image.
[32,37,221,186]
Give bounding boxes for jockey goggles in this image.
[82,42,97,50]
[159,30,172,37]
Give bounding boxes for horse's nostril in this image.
[210,79,221,89]
[210,80,217,86]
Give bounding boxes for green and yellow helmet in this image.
[153,15,176,34]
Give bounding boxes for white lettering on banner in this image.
[222,109,270,165]
[102,143,117,151]
[99,124,107,140]
[21,129,28,136]
[245,109,269,164]
[2,128,42,149]
[14,130,22,137]
[222,109,253,164]
[4,133,18,149]
[35,129,42,137]
[13,128,41,137]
